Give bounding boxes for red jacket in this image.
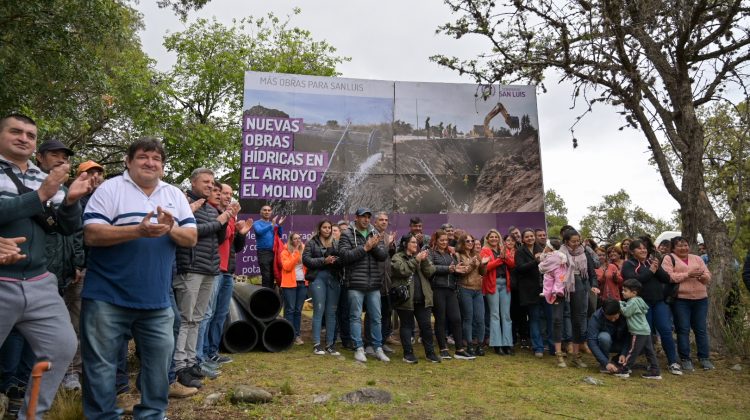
[481,247,515,294]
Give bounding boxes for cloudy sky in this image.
[135,0,678,226]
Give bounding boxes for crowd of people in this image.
[0,112,746,419]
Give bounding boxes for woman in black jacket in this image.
[302,219,341,356]
[429,229,474,360]
[513,228,545,357]
[621,239,681,375]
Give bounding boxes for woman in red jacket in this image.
[595,247,623,302]
[280,232,307,345]
[481,229,516,355]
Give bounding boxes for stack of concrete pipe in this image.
[221,283,295,353]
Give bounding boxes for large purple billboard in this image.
[235,72,545,276]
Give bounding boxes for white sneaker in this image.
[374,347,391,362]
[354,347,367,363]
[364,345,375,356]
[668,363,683,376]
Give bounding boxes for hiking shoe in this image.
[169,381,198,398]
[325,345,341,356]
[185,364,206,379]
[440,349,452,360]
[681,359,695,372]
[374,347,391,362]
[201,359,220,370]
[642,372,663,380]
[294,336,304,345]
[177,369,202,389]
[382,344,395,354]
[426,352,442,363]
[364,345,376,356]
[62,372,82,390]
[354,347,367,363]
[403,353,418,364]
[313,344,325,355]
[198,363,219,379]
[700,359,715,370]
[209,354,233,364]
[572,354,588,368]
[668,363,683,376]
[454,349,476,360]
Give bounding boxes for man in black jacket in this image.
[338,208,389,362]
[173,168,234,388]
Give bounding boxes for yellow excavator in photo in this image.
[483,102,520,137]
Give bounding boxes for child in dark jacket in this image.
[615,279,662,380]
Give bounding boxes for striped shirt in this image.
[82,171,196,309]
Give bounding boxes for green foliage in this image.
[579,189,674,244]
[0,1,155,154]
[160,11,349,185]
[543,189,568,237]
[157,0,212,20]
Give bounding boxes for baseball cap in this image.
[38,139,74,156]
[355,207,372,217]
[77,160,104,176]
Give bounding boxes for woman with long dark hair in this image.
[390,233,440,363]
[429,230,474,360]
[513,228,545,357]
[621,239,683,376]
[302,219,341,356]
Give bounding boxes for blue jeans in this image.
[458,287,484,344]
[486,282,513,347]
[168,287,180,384]
[526,302,544,353]
[82,299,174,420]
[672,298,709,361]
[645,300,678,365]
[282,283,307,337]
[205,273,234,357]
[196,275,222,362]
[348,289,382,349]
[310,271,340,346]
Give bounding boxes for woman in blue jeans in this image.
[456,232,487,356]
[661,236,713,371]
[302,220,342,356]
[480,229,515,355]
[621,239,683,375]
[280,232,307,345]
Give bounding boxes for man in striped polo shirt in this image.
[0,113,92,419]
[81,137,197,419]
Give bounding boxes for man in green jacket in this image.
[0,113,92,419]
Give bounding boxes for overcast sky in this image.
[135,0,678,227]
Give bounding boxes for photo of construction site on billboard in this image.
[239,72,544,217]
[393,81,543,214]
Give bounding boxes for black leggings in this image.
[550,275,589,344]
[433,288,463,350]
[397,304,434,355]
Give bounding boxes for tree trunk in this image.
[694,191,736,351]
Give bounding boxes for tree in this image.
[433,0,749,349]
[0,1,171,172]
[544,189,569,237]
[580,189,674,244]
[160,11,349,185]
